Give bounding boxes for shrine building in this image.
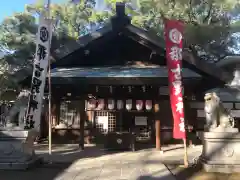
[23,3,237,150]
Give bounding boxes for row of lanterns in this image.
[87,99,153,111]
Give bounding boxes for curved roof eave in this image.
[216,55,240,67]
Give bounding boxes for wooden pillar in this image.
[51,103,57,127]
[79,99,85,150]
[55,100,60,126]
[85,104,93,144]
[154,102,161,150]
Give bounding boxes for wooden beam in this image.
[52,25,113,60]
[79,99,85,150]
[154,102,161,150]
[155,120,161,150]
[124,25,234,85]
[182,49,233,84]
[192,77,225,95]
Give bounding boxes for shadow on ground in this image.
[1,131,239,180]
[0,144,121,180]
[0,143,178,180]
[137,175,175,180]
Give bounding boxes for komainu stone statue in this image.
[4,90,29,129]
[204,92,235,131]
[201,92,240,173]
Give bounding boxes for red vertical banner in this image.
[164,19,186,139]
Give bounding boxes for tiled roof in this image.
[51,66,201,78]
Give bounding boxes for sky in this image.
[0,0,66,21]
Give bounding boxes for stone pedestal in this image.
[201,129,240,173]
[0,129,40,170]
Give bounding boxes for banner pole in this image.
[46,0,52,156]
[183,138,189,167]
[48,56,52,155]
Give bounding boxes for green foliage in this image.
[94,0,238,49]
[25,0,96,39]
[100,0,239,58]
[0,12,37,95]
[0,0,97,96]
[0,12,36,51]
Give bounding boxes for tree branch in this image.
[187,0,198,26]
[203,1,213,25]
[170,0,176,9]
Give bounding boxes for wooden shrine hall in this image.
[37,3,232,150]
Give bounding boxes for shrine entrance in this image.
[48,66,201,150]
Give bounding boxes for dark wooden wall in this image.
[55,34,166,68]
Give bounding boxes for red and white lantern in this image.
[108,99,115,110]
[88,99,96,110]
[117,100,123,110]
[97,99,105,110]
[145,100,152,111]
[126,99,132,111]
[136,100,143,111]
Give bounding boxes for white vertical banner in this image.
[25,13,52,131]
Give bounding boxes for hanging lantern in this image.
[97,99,105,110]
[117,100,123,110]
[108,99,115,110]
[109,86,113,94]
[126,99,132,111]
[136,100,143,111]
[145,100,152,111]
[88,99,96,110]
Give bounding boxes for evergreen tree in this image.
[0,0,98,95]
